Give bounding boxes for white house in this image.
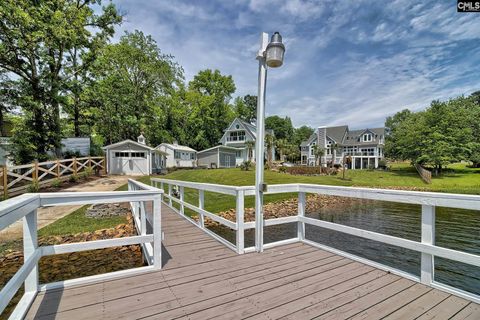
[155,142,197,168]
[103,134,167,175]
[218,118,275,166]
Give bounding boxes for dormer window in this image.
[363,133,372,142]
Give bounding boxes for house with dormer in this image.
[300,125,385,169]
[206,118,274,166]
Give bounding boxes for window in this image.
[236,150,242,158]
[310,142,316,156]
[190,152,196,160]
[363,133,372,142]
[114,152,129,158]
[227,131,245,142]
[174,151,181,159]
[235,124,240,129]
[131,152,146,158]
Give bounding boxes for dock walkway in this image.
[25,206,480,319]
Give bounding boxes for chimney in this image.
[317,126,327,148]
[137,133,146,145]
[173,140,178,146]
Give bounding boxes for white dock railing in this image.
[151,178,480,304]
[0,187,163,320]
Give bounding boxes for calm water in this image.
[213,199,480,295]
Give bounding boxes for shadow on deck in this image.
[25,206,479,320]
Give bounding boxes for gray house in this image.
[197,145,238,168]
[300,125,385,169]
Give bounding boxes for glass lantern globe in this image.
[265,32,285,68]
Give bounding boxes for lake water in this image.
[219,198,480,295]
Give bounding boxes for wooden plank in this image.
[416,295,471,320]
[350,284,432,320]
[385,289,451,319]
[450,303,480,320]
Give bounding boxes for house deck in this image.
[25,206,479,320]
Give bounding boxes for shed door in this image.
[110,151,148,175]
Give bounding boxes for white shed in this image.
[103,135,167,175]
[155,142,197,168]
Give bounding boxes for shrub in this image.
[378,159,388,170]
[51,178,62,188]
[85,166,94,177]
[69,174,79,183]
[285,166,327,175]
[279,166,287,173]
[27,180,40,192]
[240,160,252,171]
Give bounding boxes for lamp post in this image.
[255,32,285,252]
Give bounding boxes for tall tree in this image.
[234,94,257,123]
[188,69,236,147]
[91,30,183,145]
[384,109,412,160]
[293,125,314,146]
[0,0,121,162]
[265,115,294,141]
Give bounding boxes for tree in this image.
[90,30,183,145]
[329,143,339,168]
[265,116,294,141]
[276,138,288,161]
[265,133,275,168]
[293,125,314,146]
[245,140,255,162]
[385,109,412,160]
[0,0,121,162]
[234,94,257,123]
[312,145,324,174]
[188,69,236,147]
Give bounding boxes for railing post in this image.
[152,196,162,269]
[168,184,172,207]
[140,202,147,235]
[73,157,77,176]
[236,190,245,254]
[2,165,7,199]
[198,189,205,228]
[23,210,38,292]
[56,159,60,177]
[421,204,435,285]
[33,161,39,183]
[179,186,185,215]
[298,192,306,241]
[103,155,107,175]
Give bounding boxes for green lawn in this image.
[124,163,480,216]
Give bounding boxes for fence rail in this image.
[0,188,163,319]
[414,163,432,184]
[0,156,106,198]
[151,178,480,304]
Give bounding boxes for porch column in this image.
[375,157,379,168]
[360,158,363,169]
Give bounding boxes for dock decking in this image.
[25,206,480,320]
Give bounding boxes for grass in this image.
[123,162,480,216]
[38,205,127,237]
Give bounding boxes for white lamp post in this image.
[255,32,285,252]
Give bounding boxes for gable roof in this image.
[156,143,197,152]
[220,118,275,143]
[326,125,348,143]
[103,139,155,151]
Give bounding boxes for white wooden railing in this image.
[152,178,480,304]
[0,188,162,319]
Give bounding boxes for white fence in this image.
[0,187,163,319]
[152,178,480,304]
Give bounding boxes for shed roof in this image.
[102,139,155,151]
[157,143,197,152]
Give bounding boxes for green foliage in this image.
[385,95,480,172]
[90,30,183,146]
[265,116,294,141]
[239,160,252,171]
[69,174,79,183]
[51,178,62,188]
[27,180,40,193]
[0,0,121,163]
[234,95,257,123]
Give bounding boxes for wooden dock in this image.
[25,206,479,320]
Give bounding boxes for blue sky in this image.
[114,0,480,129]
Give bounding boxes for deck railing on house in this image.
[151,178,480,304]
[0,188,162,319]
